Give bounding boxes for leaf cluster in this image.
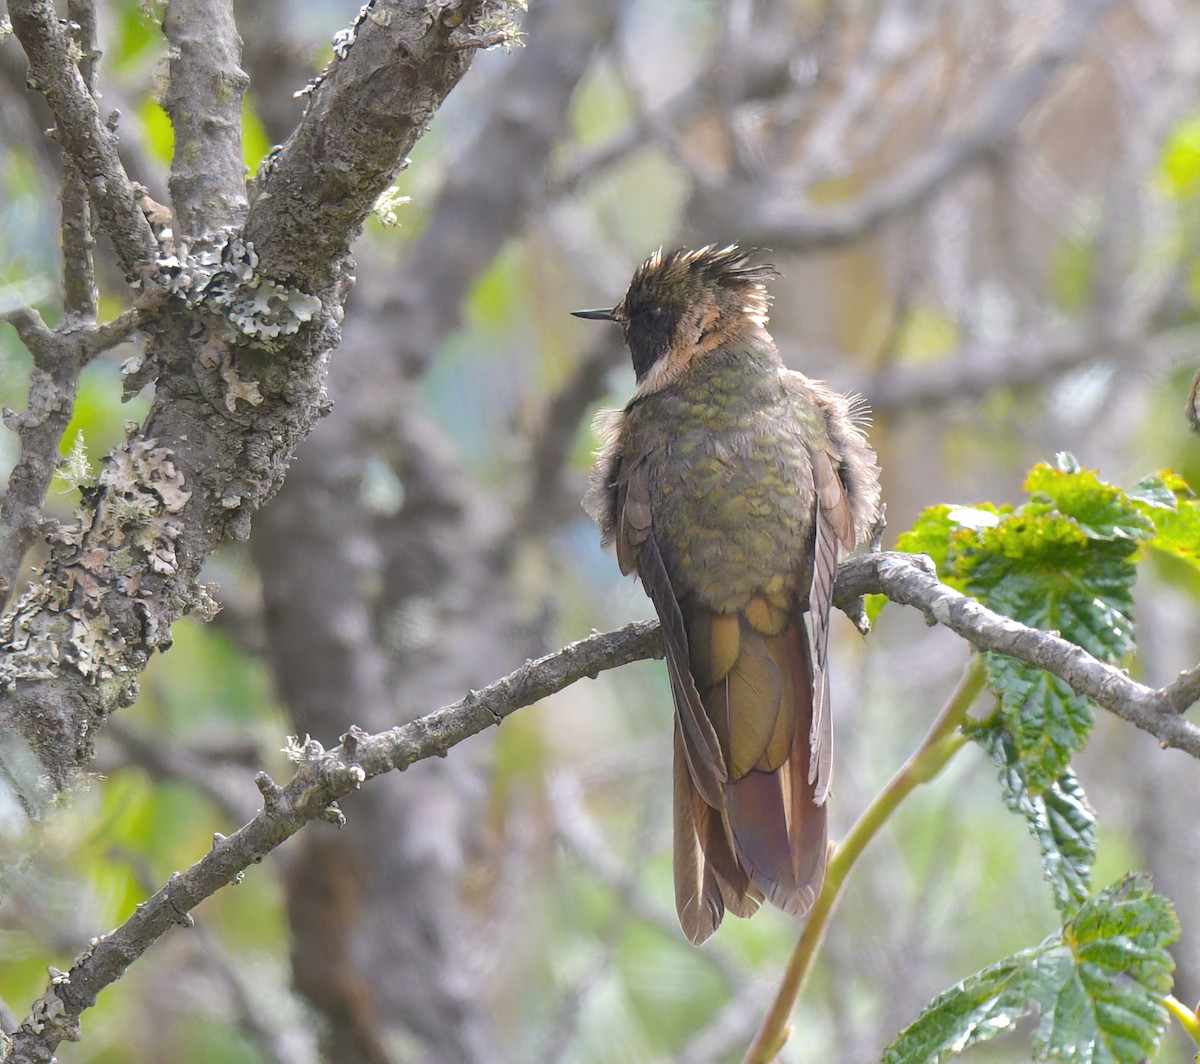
[882,456,1198,1062]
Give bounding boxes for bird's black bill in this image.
[571,307,619,321]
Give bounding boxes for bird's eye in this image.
[648,305,664,317]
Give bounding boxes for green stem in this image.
[1165,994,1200,1046]
[742,655,988,1064]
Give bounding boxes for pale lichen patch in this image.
[152,228,322,350]
[0,436,196,689]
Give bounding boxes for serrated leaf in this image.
[958,470,1141,805]
[1032,876,1178,1062]
[1023,464,1154,544]
[1129,472,1200,572]
[895,503,1010,583]
[972,722,1094,915]
[980,655,1093,790]
[1127,473,1182,511]
[882,949,1043,1064]
[883,876,1178,1064]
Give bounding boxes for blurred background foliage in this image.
[1,0,1199,1061]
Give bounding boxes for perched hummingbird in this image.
[575,245,880,944]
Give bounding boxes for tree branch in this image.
[859,329,1100,415]
[0,0,505,801]
[243,0,498,289]
[2,620,661,1063]
[60,0,98,322]
[835,552,1200,755]
[161,0,249,236]
[7,548,1199,1061]
[8,0,158,281]
[244,5,622,1052]
[0,308,85,600]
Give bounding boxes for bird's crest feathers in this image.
[625,244,778,329]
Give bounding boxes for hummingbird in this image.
[575,245,880,944]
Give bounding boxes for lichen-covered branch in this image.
[247,4,620,1055]
[7,550,1198,1062]
[7,0,158,281]
[162,0,249,236]
[0,308,87,602]
[0,0,508,804]
[243,0,503,290]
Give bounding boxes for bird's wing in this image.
[806,447,855,803]
[618,461,727,808]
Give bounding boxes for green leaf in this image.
[883,876,1178,1064]
[137,98,175,166]
[1022,463,1154,544]
[894,503,1009,583]
[1033,876,1178,1062]
[956,465,1143,800]
[960,515,1138,664]
[960,505,1135,796]
[1129,472,1200,572]
[894,505,956,575]
[1126,472,1182,511]
[972,722,1094,916]
[978,655,1092,791]
[242,97,272,172]
[936,464,1146,919]
[883,949,1042,1064]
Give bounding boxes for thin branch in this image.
[859,328,1100,415]
[191,924,318,1064]
[836,552,1200,755]
[794,0,931,184]
[0,308,81,601]
[547,766,742,984]
[2,620,661,1062]
[0,0,511,800]
[1165,994,1200,1046]
[378,0,623,377]
[511,337,620,539]
[541,772,668,1064]
[673,976,778,1064]
[0,286,160,607]
[161,0,249,236]
[7,549,1200,1060]
[60,0,98,322]
[85,297,161,357]
[8,0,159,281]
[546,17,795,202]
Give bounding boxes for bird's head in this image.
[573,245,779,394]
